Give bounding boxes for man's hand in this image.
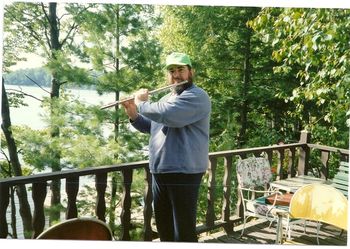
[121,99,138,121]
[121,88,148,121]
[134,89,149,106]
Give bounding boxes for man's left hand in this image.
[134,89,149,106]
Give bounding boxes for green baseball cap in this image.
[165,52,192,70]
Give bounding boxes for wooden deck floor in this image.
[198,219,347,246]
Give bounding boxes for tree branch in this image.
[60,22,78,47]
[0,149,11,164]
[58,80,68,87]
[0,150,14,178]
[5,7,42,44]
[24,74,51,94]
[40,3,52,50]
[7,88,43,102]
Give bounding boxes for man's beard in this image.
[173,75,193,95]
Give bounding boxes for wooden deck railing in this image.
[0,131,348,240]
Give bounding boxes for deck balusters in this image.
[288,148,296,178]
[31,181,47,238]
[206,157,217,227]
[235,155,244,218]
[276,148,285,181]
[95,173,107,221]
[0,134,347,240]
[298,131,311,175]
[266,150,273,166]
[143,167,153,241]
[222,156,233,234]
[66,176,79,219]
[0,183,9,238]
[320,150,330,179]
[120,169,133,240]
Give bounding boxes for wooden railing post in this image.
[222,156,233,234]
[276,148,285,181]
[320,151,330,179]
[120,169,133,241]
[66,176,79,219]
[95,173,107,221]
[32,181,47,238]
[143,167,153,241]
[298,130,311,175]
[206,157,217,227]
[0,183,9,238]
[288,147,297,178]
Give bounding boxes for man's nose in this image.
[171,70,180,77]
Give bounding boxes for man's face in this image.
[167,65,193,84]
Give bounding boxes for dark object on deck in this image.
[36,217,113,240]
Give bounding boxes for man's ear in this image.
[190,68,195,76]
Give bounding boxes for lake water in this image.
[5,84,115,130]
[3,85,116,239]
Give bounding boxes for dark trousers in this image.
[152,173,204,242]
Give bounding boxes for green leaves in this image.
[251,7,349,145]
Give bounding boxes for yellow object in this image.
[278,183,348,244]
[289,183,348,231]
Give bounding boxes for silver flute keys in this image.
[100,80,188,109]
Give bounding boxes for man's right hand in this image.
[121,99,138,121]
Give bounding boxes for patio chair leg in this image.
[316,222,320,245]
[285,223,291,240]
[240,217,248,238]
[268,220,273,228]
[282,217,291,240]
[275,216,284,244]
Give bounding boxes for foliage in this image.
[158,5,301,151]
[250,7,350,147]
[77,4,163,93]
[10,90,148,171]
[72,4,163,167]
[45,50,97,88]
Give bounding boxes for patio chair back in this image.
[237,157,272,189]
[36,217,114,240]
[289,183,348,231]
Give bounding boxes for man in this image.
[122,52,211,242]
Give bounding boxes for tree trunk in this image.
[48,77,62,223]
[110,6,121,231]
[238,29,252,147]
[1,78,33,238]
[48,2,62,223]
[113,5,121,142]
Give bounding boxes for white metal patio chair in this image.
[236,156,290,238]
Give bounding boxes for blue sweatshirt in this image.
[131,84,211,174]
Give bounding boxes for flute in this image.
[100,80,188,109]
